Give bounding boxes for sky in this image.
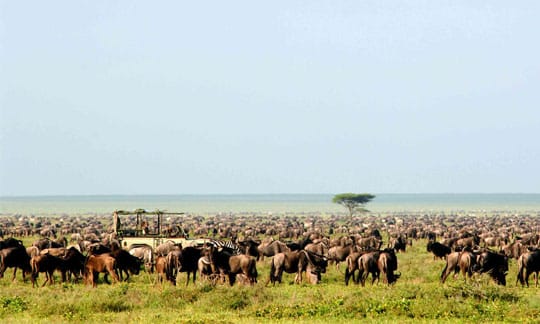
[1,1,539,196]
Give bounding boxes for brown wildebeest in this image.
[228,254,258,285]
[516,249,540,287]
[26,246,40,258]
[197,256,214,283]
[344,251,363,285]
[440,251,476,283]
[327,245,355,271]
[84,254,119,287]
[304,241,328,256]
[357,251,380,286]
[30,253,65,287]
[206,246,257,286]
[268,250,327,285]
[155,255,166,284]
[355,236,382,251]
[258,240,290,260]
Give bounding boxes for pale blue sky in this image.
[1,1,539,196]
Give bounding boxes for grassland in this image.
[1,236,539,323]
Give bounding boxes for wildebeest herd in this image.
[1,210,540,288]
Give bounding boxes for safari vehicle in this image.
[113,208,207,249]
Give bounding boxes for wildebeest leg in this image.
[109,267,120,283]
[103,273,110,284]
[228,273,236,286]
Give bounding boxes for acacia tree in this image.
[332,193,375,218]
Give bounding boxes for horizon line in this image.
[1,192,539,199]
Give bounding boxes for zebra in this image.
[206,239,243,255]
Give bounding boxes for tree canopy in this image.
[332,193,376,217]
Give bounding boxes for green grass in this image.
[1,237,539,323]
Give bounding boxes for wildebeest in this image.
[109,249,142,281]
[378,248,400,285]
[357,251,381,286]
[516,249,540,287]
[355,236,382,251]
[62,246,86,282]
[237,239,261,260]
[84,254,119,287]
[207,246,257,285]
[440,250,476,283]
[389,235,407,253]
[327,245,355,271]
[344,251,363,285]
[164,246,202,286]
[0,246,31,281]
[427,241,451,260]
[501,241,527,260]
[474,250,508,286]
[268,250,327,285]
[155,255,167,284]
[33,238,64,251]
[0,238,24,250]
[128,243,155,273]
[30,253,65,287]
[258,240,290,260]
[156,240,181,257]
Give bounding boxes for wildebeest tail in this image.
[516,254,525,286]
[269,257,276,283]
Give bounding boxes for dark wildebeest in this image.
[30,253,65,287]
[389,235,407,253]
[474,250,508,286]
[165,246,202,286]
[0,238,24,250]
[84,254,119,287]
[237,239,261,260]
[427,241,451,260]
[207,246,257,285]
[62,247,86,282]
[378,248,400,285]
[516,249,540,287]
[109,249,142,281]
[0,246,32,281]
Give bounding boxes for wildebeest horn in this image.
[395,272,401,278]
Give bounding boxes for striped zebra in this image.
[207,239,243,255]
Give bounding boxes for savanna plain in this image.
[1,206,540,323]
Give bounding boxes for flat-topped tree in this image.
[332,193,375,218]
